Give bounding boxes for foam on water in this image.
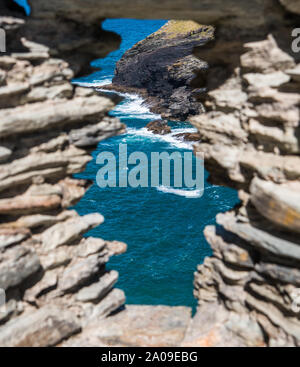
[75,81,197,151]
[107,92,161,120]
[125,127,196,150]
[74,76,196,149]
[73,19,239,308]
[74,79,112,88]
[101,88,197,149]
[164,128,198,150]
[156,186,204,198]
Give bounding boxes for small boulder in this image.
[146,120,171,135]
[0,305,80,347]
[175,132,201,141]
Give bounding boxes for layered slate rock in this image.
[62,305,191,347]
[192,23,300,346]
[0,245,40,290]
[0,5,126,346]
[0,305,81,347]
[112,21,213,120]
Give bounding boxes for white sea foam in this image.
[105,92,160,120]
[76,82,198,151]
[156,186,204,198]
[164,128,198,150]
[74,78,112,88]
[126,127,197,150]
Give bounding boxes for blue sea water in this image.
[10,2,238,308]
[7,4,239,309]
[13,0,31,14]
[73,19,240,309]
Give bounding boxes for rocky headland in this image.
[111,20,214,121]
[0,0,300,347]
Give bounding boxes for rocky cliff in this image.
[0,0,300,347]
[189,33,300,346]
[0,4,130,346]
[112,20,213,120]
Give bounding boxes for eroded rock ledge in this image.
[0,6,129,347]
[191,28,300,347]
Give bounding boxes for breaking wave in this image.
[156,186,204,198]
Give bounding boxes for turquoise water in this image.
[10,4,237,308]
[74,19,239,309]
[6,6,239,308]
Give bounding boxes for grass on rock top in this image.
[151,20,214,40]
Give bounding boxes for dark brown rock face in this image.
[0,0,300,347]
[113,21,213,120]
[146,120,171,135]
[174,132,201,141]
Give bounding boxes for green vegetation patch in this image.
[155,20,214,40]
